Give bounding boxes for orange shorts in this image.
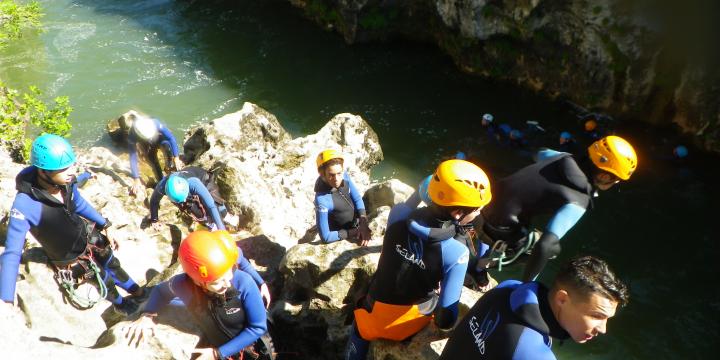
[354,301,432,341]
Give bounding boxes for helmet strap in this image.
[37,169,68,192]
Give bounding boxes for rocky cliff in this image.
[288,0,719,152]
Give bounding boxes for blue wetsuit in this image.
[480,150,591,281]
[314,173,366,243]
[143,270,267,358]
[150,167,225,231]
[128,118,180,179]
[1,167,138,305]
[439,280,569,359]
[346,202,469,360]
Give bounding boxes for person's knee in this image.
[536,234,561,259]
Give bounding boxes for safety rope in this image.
[55,255,107,309]
[491,230,540,271]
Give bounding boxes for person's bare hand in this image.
[260,283,271,309]
[122,314,156,348]
[130,178,145,197]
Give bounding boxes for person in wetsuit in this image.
[473,135,639,282]
[123,230,274,359]
[558,131,579,156]
[148,166,236,231]
[345,159,493,360]
[0,134,146,315]
[439,255,628,360]
[127,112,183,197]
[314,149,371,245]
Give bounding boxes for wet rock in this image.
[362,179,415,217]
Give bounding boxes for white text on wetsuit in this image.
[469,315,489,354]
[395,244,426,269]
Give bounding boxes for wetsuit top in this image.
[0,166,107,303]
[143,269,267,358]
[128,118,180,179]
[481,150,591,241]
[149,167,224,230]
[313,172,366,243]
[438,280,569,360]
[368,203,469,328]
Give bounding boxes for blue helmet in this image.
[560,131,573,140]
[165,175,189,203]
[674,145,688,159]
[455,151,467,160]
[30,134,76,170]
[418,175,432,205]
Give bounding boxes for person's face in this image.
[554,290,618,343]
[559,136,568,145]
[321,164,344,189]
[481,119,490,126]
[450,207,481,225]
[204,268,234,295]
[593,172,620,191]
[42,165,77,186]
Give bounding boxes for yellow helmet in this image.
[428,159,492,208]
[588,135,637,180]
[316,149,344,169]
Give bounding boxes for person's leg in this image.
[345,321,370,360]
[148,144,164,181]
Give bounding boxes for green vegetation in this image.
[1,1,73,162]
[359,8,398,31]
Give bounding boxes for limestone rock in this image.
[363,179,415,217]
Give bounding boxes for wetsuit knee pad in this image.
[353,302,432,341]
[433,306,456,331]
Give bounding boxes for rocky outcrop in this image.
[288,0,719,152]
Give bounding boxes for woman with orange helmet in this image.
[478,135,638,282]
[123,230,275,359]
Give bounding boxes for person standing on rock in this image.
[123,230,275,359]
[473,135,638,283]
[439,255,628,360]
[0,134,147,315]
[345,159,492,360]
[314,149,371,245]
[126,111,183,197]
[147,166,239,232]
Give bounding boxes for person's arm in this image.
[522,203,586,282]
[188,178,224,231]
[72,185,106,226]
[434,240,469,330]
[155,120,180,157]
[217,272,267,358]
[0,197,37,302]
[236,249,264,287]
[407,218,457,244]
[128,134,141,179]
[344,174,366,216]
[149,179,167,222]
[315,194,342,243]
[142,278,177,314]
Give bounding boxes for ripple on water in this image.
[50,22,97,62]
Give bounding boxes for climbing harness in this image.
[486,230,541,271]
[52,245,108,309]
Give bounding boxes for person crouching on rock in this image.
[344,159,492,360]
[439,255,628,360]
[147,166,239,232]
[0,134,147,316]
[126,111,183,197]
[314,149,371,246]
[123,230,275,360]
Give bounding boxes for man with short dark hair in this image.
[439,255,628,360]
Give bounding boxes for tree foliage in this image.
[0,0,41,48]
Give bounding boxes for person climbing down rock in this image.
[345,159,492,360]
[314,149,371,246]
[0,134,147,316]
[126,111,183,197]
[122,230,275,359]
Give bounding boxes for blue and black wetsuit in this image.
[313,173,366,243]
[439,280,569,360]
[150,167,227,231]
[480,150,592,281]
[0,167,139,306]
[346,202,469,360]
[128,118,180,181]
[143,269,267,358]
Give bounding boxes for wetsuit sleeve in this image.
[149,178,167,222]
[315,193,341,243]
[188,178,224,230]
[155,120,180,157]
[344,174,366,216]
[0,196,39,302]
[407,219,457,244]
[128,133,140,179]
[387,192,421,225]
[141,279,176,314]
[73,185,106,225]
[236,251,265,286]
[218,271,267,358]
[76,171,91,184]
[512,329,557,360]
[434,239,470,330]
[545,203,586,239]
[535,149,565,162]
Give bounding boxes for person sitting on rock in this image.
[0,134,147,316]
[127,111,183,197]
[344,159,492,360]
[123,230,275,359]
[314,149,371,245]
[473,135,638,283]
[480,113,499,140]
[147,166,238,232]
[439,255,628,360]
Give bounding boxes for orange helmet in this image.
[179,230,239,284]
[588,135,638,180]
[427,159,492,208]
[585,119,598,131]
[316,149,343,169]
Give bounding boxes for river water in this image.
[1,0,717,358]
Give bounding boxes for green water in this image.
[1,0,718,358]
